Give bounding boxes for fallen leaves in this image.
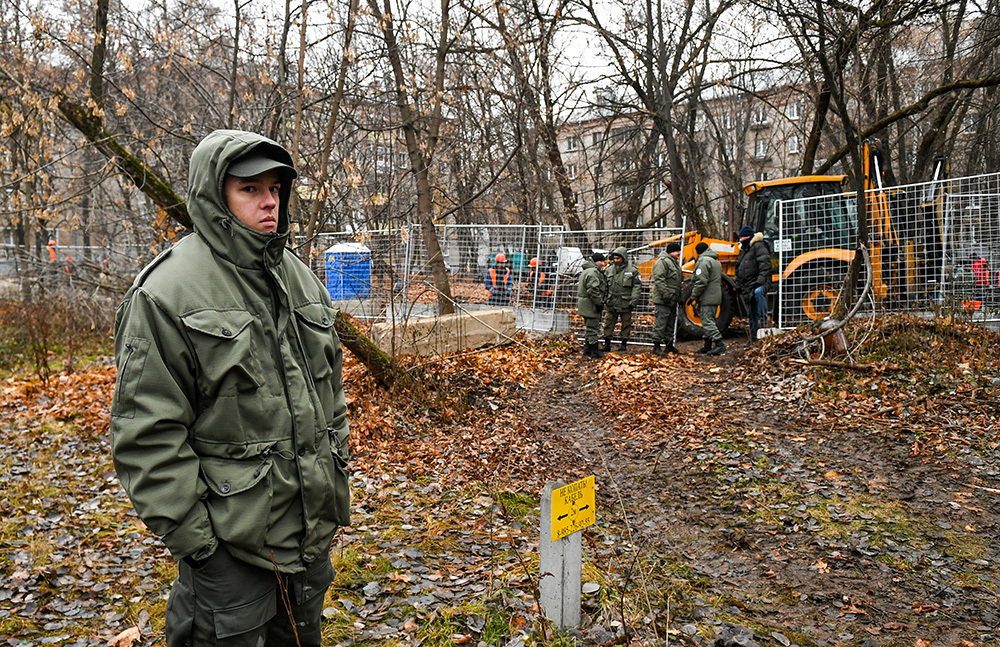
[107,626,141,647]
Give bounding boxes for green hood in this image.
[611,245,629,264]
[187,130,295,270]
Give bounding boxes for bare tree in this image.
[363,0,462,314]
[576,0,735,234]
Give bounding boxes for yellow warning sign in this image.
[551,475,596,540]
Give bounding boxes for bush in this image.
[0,288,114,379]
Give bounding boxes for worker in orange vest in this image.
[528,257,553,307]
[484,253,512,306]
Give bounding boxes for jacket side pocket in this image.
[111,336,151,420]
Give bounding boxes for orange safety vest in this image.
[488,267,510,290]
[972,257,989,286]
[529,269,552,296]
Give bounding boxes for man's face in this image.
[223,169,282,233]
[740,236,751,245]
[613,254,624,265]
[596,259,607,269]
[669,251,681,260]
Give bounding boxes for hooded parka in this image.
[651,250,683,306]
[604,246,643,312]
[110,130,350,575]
[577,258,608,319]
[691,248,723,306]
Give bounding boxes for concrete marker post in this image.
[540,481,582,629]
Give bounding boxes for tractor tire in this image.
[678,279,734,339]
[780,261,852,327]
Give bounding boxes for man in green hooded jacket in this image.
[110,130,350,646]
[651,241,683,354]
[691,241,726,355]
[601,246,642,352]
[577,252,608,357]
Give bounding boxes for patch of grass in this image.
[530,631,582,647]
[951,571,998,591]
[412,599,513,647]
[940,528,986,561]
[495,490,537,520]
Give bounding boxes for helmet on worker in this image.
[495,253,508,264]
[529,257,539,267]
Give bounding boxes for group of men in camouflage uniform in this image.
[577,241,722,357]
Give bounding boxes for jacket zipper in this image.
[114,342,136,403]
[264,266,311,555]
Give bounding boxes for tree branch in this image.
[817,73,1000,174]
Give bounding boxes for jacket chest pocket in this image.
[181,309,263,398]
[292,303,340,426]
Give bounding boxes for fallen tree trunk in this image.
[335,312,413,391]
[57,97,192,229]
[56,96,409,390]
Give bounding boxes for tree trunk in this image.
[369,0,455,315]
[335,311,413,391]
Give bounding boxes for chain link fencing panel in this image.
[299,224,686,344]
[773,171,1000,328]
[0,242,168,297]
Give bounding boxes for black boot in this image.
[696,338,713,354]
[665,344,680,354]
[619,341,628,352]
[707,339,727,356]
[652,342,662,355]
[602,338,612,352]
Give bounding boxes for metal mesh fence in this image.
[773,171,1000,328]
[302,224,686,344]
[0,242,168,297]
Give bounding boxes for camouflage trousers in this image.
[652,303,677,345]
[165,547,333,647]
[602,308,633,341]
[698,303,722,342]
[583,314,603,344]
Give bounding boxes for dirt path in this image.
[520,341,1000,647]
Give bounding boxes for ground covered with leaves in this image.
[1,316,998,647]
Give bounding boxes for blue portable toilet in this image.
[325,242,372,300]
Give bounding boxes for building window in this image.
[595,186,604,201]
[752,106,768,125]
[755,139,769,158]
[566,136,582,151]
[565,163,577,180]
[788,135,800,154]
[759,171,770,181]
[787,100,803,120]
[724,113,736,129]
[592,132,604,146]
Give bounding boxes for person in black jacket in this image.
[735,226,772,342]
